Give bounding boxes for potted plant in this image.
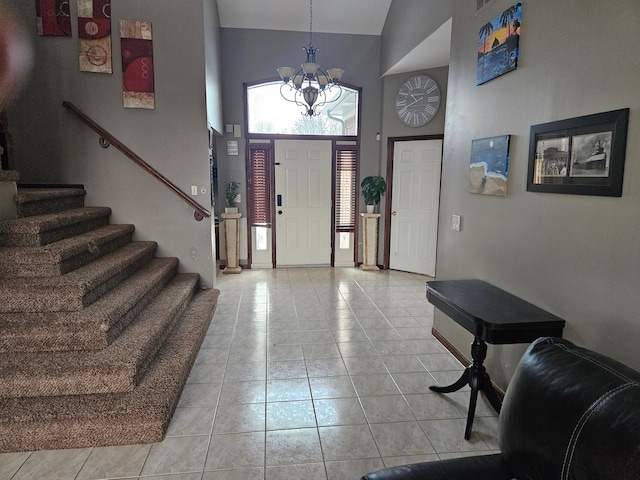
[360,175,387,213]
[224,181,240,213]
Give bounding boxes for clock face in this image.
[395,75,441,127]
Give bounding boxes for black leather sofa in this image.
[362,337,640,480]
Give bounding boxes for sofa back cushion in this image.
[499,337,640,480]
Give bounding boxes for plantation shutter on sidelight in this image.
[248,145,272,227]
[335,147,357,232]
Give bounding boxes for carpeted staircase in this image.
[0,186,219,453]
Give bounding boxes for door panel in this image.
[389,139,442,276]
[275,140,332,266]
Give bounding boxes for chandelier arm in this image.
[280,83,314,109]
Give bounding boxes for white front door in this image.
[389,139,443,276]
[275,140,332,266]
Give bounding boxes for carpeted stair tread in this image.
[0,224,135,278]
[0,241,157,313]
[15,187,86,202]
[0,287,219,453]
[0,206,111,247]
[0,273,199,398]
[0,257,179,353]
[15,188,86,217]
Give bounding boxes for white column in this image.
[360,213,380,271]
[221,212,242,274]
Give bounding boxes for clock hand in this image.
[406,95,425,107]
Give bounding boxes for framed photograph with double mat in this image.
[527,108,629,196]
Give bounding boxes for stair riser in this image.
[0,216,110,247]
[80,247,157,310]
[102,261,179,344]
[0,259,179,353]
[0,418,167,453]
[0,232,134,278]
[0,277,198,398]
[0,247,156,313]
[0,289,219,453]
[17,196,85,218]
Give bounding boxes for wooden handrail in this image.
[62,101,211,221]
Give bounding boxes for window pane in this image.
[339,232,350,249]
[256,226,268,250]
[247,81,359,136]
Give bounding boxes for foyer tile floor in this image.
[1,268,499,480]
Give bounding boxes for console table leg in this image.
[465,373,481,440]
[429,336,502,439]
[429,368,470,394]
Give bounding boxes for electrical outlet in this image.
[451,214,461,231]
[200,186,207,195]
[190,185,198,196]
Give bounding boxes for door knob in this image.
[392,211,397,216]
[278,210,283,215]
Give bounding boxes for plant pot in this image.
[366,205,375,214]
[224,207,238,214]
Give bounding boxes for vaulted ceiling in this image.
[216,0,450,75]
[216,0,394,35]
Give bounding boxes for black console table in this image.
[426,280,565,439]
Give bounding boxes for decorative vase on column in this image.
[221,212,242,274]
[361,213,380,271]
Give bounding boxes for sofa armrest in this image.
[361,454,513,480]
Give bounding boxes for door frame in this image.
[383,134,444,270]
[245,137,360,269]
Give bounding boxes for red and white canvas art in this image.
[120,20,155,109]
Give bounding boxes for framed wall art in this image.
[469,135,511,197]
[527,108,629,197]
[477,2,522,85]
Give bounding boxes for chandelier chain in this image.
[309,0,313,46]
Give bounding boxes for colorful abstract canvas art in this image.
[120,20,155,109]
[77,0,112,73]
[36,0,72,36]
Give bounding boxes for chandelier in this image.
[276,0,344,117]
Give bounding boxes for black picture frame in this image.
[527,108,629,196]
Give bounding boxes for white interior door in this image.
[389,139,443,276]
[275,140,332,266]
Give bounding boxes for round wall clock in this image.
[395,74,441,127]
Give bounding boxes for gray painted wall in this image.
[380,0,452,75]
[204,0,224,135]
[216,28,383,221]
[378,66,449,265]
[436,0,640,387]
[6,0,219,288]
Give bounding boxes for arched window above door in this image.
[246,81,359,136]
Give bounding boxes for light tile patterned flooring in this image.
[1,268,499,480]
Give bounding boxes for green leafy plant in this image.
[224,181,240,208]
[360,175,387,206]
